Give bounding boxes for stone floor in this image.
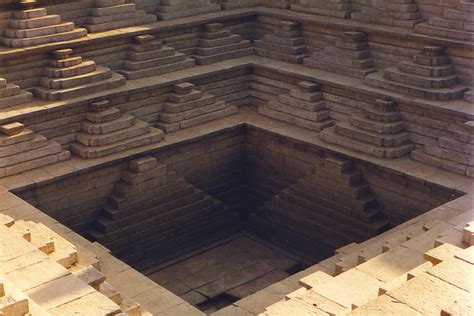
[145,234,302,314]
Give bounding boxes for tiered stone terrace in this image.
[0,0,473,315]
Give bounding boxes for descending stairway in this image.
[258,81,333,131]
[86,156,240,269]
[156,82,238,132]
[415,0,474,43]
[249,157,390,261]
[321,99,414,158]
[0,77,32,109]
[254,20,309,64]
[291,0,352,19]
[0,122,70,178]
[0,4,87,48]
[412,120,474,177]
[305,31,376,78]
[261,206,474,315]
[155,0,220,20]
[193,23,253,65]
[0,213,150,315]
[351,0,421,28]
[71,100,164,158]
[118,34,195,80]
[33,49,126,101]
[366,46,469,101]
[84,0,156,33]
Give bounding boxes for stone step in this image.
[464,90,474,103]
[86,10,148,25]
[0,280,30,315]
[44,60,97,79]
[325,46,371,60]
[90,3,136,16]
[267,101,330,122]
[195,40,252,56]
[304,58,376,79]
[0,128,35,147]
[444,9,474,23]
[9,14,61,29]
[51,56,83,68]
[411,149,468,176]
[313,51,375,70]
[258,105,333,132]
[41,65,112,89]
[72,126,164,158]
[34,72,125,101]
[76,119,150,146]
[86,107,122,123]
[399,60,455,78]
[321,126,414,159]
[291,3,352,18]
[198,33,242,48]
[0,133,48,158]
[13,8,47,19]
[364,107,401,122]
[0,83,20,98]
[84,14,156,33]
[365,71,468,101]
[193,47,253,65]
[155,4,220,20]
[0,140,62,168]
[384,67,459,89]
[82,114,135,135]
[4,22,75,39]
[123,52,186,70]
[254,39,307,55]
[200,29,231,40]
[118,58,195,80]
[279,94,326,111]
[351,11,419,29]
[415,23,474,42]
[429,17,474,32]
[335,122,410,147]
[254,47,308,64]
[458,1,474,13]
[127,45,176,61]
[0,28,87,48]
[351,116,405,134]
[0,149,70,178]
[261,34,305,46]
[163,93,216,113]
[0,90,32,109]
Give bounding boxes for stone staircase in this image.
[305,31,376,78]
[193,23,253,65]
[118,34,195,80]
[86,156,240,269]
[260,207,474,315]
[249,157,390,261]
[71,99,164,158]
[254,20,309,64]
[84,0,157,33]
[0,5,87,48]
[0,77,32,109]
[321,99,414,159]
[366,46,469,101]
[291,0,352,19]
[156,82,238,132]
[156,0,220,20]
[219,0,261,9]
[351,0,421,29]
[412,120,474,177]
[258,81,333,131]
[33,49,126,101]
[0,122,70,178]
[415,0,474,43]
[0,213,150,315]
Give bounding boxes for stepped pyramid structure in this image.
[33,49,125,101]
[219,0,260,9]
[156,82,238,132]
[305,31,376,78]
[254,20,309,64]
[261,206,473,315]
[412,121,474,177]
[0,77,32,109]
[0,3,87,48]
[366,46,468,101]
[0,122,70,178]
[321,99,414,159]
[84,0,156,33]
[249,157,390,260]
[155,0,220,20]
[71,100,164,158]
[193,23,253,65]
[415,1,474,43]
[258,81,333,131]
[118,34,195,80]
[351,0,421,28]
[291,0,352,19]
[0,213,150,315]
[86,156,240,268]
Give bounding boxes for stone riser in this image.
[254,47,307,64]
[0,150,70,178]
[119,58,195,80]
[193,47,253,65]
[0,91,32,109]
[85,14,156,33]
[415,23,474,42]
[156,4,220,20]
[258,105,333,132]
[291,4,352,19]
[304,58,376,79]
[0,28,87,48]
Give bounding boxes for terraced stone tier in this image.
[351,0,421,28]
[193,23,253,65]
[0,78,33,109]
[291,0,352,19]
[0,7,87,48]
[156,0,220,20]
[219,0,260,9]
[366,46,468,101]
[305,31,376,78]
[255,20,309,64]
[84,0,156,33]
[117,34,195,80]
